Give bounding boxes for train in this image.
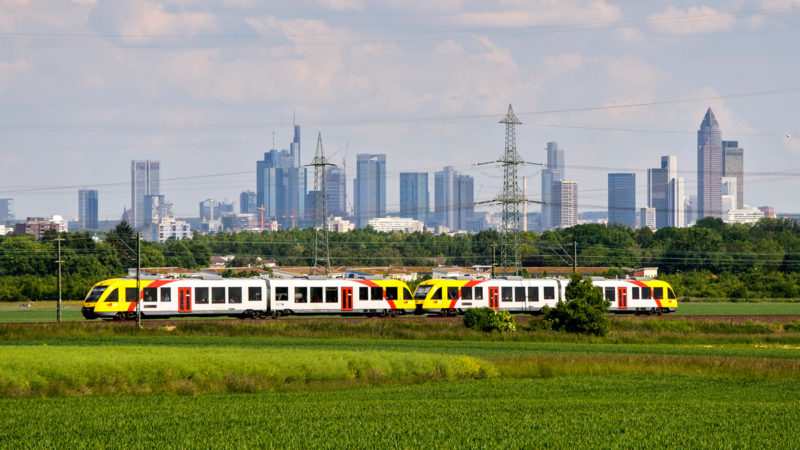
[413,276,678,315]
[81,274,677,320]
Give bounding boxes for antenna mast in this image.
[309,132,334,274]
[497,104,523,273]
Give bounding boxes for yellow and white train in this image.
[413,276,678,315]
[81,276,416,320]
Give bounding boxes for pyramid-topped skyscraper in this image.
[697,107,723,219]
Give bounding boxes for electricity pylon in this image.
[496,104,523,274]
[309,132,334,275]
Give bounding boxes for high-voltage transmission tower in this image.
[309,132,335,275]
[497,104,524,273]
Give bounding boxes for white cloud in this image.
[456,0,622,27]
[648,6,735,35]
[542,53,583,72]
[434,39,463,56]
[614,27,645,44]
[604,56,662,88]
[316,0,364,11]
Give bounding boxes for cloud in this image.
[316,0,364,11]
[455,1,622,27]
[604,56,662,88]
[88,1,217,42]
[434,39,463,56]
[648,6,735,35]
[542,53,583,72]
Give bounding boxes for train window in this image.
[604,287,615,301]
[229,287,243,304]
[543,286,555,300]
[143,288,157,302]
[106,288,118,302]
[515,287,525,302]
[631,287,640,300]
[414,285,431,299]
[404,288,413,300]
[359,287,369,301]
[195,287,209,304]
[325,287,338,303]
[667,289,676,300]
[310,287,323,303]
[126,288,139,303]
[276,287,289,301]
[653,288,663,300]
[642,287,652,299]
[475,287,483,300]
[212,287,226,303]
[86,286,107,302]
[386,287,398,300]
[160,287,171,302]
[248,287,261,301]
[295,287,308,303]
[430,288,442,300]
[462,287,473,300]
[371,286,383,301]
[501,287,512,302]
[447,287,459,300]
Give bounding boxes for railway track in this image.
[5,314,800,327]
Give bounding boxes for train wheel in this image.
[379,310,388,318]
[390,309,399,318]
[271,311,281,319]
[113,312,125,321]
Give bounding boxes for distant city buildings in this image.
[647,155,684,230]
[14,216,67,239]
[552,180,578,228]
[326,166,347,219]
[367,217,424,233]
[697,108,723,219]
[256,123,307,229]
[608,173,636,228]
[78,189,98,230]
[131,160,160,229]
[354,153,386,228]
[399,172,429,222]
[640,207,656,230]
[540,141,565,231]
[0,198,14,224]
[239,190,257,215]
[433,166,474,231]
[759,206,776,218]
[723,140,744,210]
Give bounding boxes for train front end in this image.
[82,279,138,320]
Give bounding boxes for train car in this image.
[82,276,416,320]
[413,276,677,315]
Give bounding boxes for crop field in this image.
[1,320,799,447]
[675,301,800,315]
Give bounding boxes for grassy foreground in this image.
[2,376,799,448]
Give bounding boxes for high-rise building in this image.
[608,173,636,228]
[552,180,577,228]
[239,190,257,214]
[721,176,738,213]
[131,160,160,229]
[454,173,474,232]
[0,198,14,224]
[354,154,386,228]
[399,172,429,222]
[434,167,454,228]
[697,108,723,219]
[256,124,307,229]
[540,142,565,230]
[199,199,234,221]
[78,189,98,229]
[640,207,656,229]
[144,194,172,226]
[648,155,684,229]
[723,140,744,210]
[433,167,475,231]
[326,166,347,219]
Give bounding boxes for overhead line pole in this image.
[56,236,64,323]
[136,232,141,329]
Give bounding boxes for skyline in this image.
[0,1,798,221]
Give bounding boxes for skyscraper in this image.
[723,140,744,210]
[540,142,565,230]
[256,124,307,229]
[434,166,454,228]
[399,172,429,222]
[354,154,386,228]
[608,173,636,228]
[326,166,347,219]
[131,160,160,229]
[0,198,14,224]
[648,155,684,229]
[552,180,577,228]
[697,108,723,219]
[78,189,98,230]
[454,173,474,231]
[239,190,257,214]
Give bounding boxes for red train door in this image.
[178,288,192,313]
[488,287,499,309]
[617,287,627,309]
[341,287,353,311]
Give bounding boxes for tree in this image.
[543,273,610,336]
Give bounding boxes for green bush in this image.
[463,308,516,332]
[543,273,610,336]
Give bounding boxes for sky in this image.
[0,0,799,222]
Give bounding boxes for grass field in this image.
[1,376,798,448]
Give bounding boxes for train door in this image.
[178,287,192,313]
[488,287,499,309]
[617,287,627,310]
[341,287,353,311]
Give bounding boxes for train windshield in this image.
[414,285,433,299]
[86,286,107,302]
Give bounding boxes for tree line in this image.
[2,217,800,300]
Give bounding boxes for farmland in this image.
[1,319,799,447]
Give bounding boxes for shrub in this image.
[463,308,516,332]
[543,273,610,336]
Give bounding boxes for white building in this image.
[367,217,424,233]
[724,205,765,224]
[639,207,656,229]
[148,218,192,242]
[327,216,355,233]
[0,225,10,236]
